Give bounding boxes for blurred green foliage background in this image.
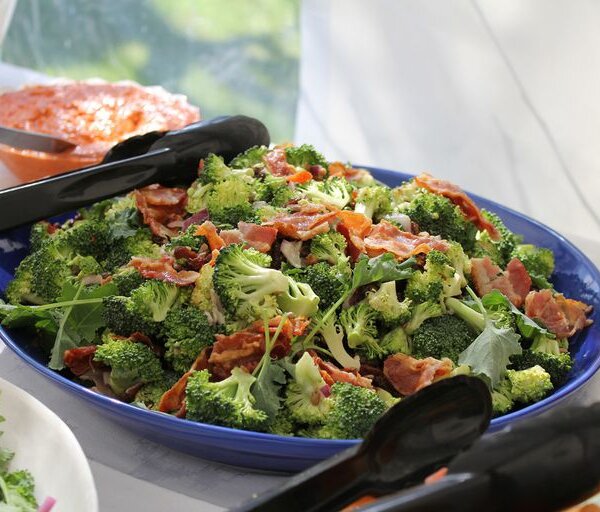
[2,0,300,141]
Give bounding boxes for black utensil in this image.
[0,115,269,231]
[234,376,492,512]
[358,402,600,512]
[0,125,77,153]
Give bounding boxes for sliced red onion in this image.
[182,209,209,231]
[320,384,331,397]
[38,496,56,512]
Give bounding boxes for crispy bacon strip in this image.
[383,353,453,396]
[263,204,337,240]
[470,257,531,308]
[264,146,296,177]
[130,255,199,286]
[195,221,225,251]
[134,184,188,238]
[158,349,211,416]
[208,316,306,380]
[525,289,593,338]
[336,210,373,261]
[312,354,374,389]
[238,222,278,253]
[363,220,449,260]
[286,169,313,183]
[328,162,374,184]
[63,345,98,377]
[414,173,500,240]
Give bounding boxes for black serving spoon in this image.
[234,376,492,512]
[0,115,269,231]
[357,402,600,512]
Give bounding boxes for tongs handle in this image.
[0,115,269,231]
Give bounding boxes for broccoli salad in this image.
[0,144,593,438]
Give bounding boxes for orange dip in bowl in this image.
[0,81,200,185]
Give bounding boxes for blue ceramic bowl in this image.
[0,167,598,472]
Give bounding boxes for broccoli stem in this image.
[445,295,485,332]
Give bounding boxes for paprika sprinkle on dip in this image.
[0,81,200,185]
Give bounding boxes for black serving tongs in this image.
[234,376,493,512]
[357,401,600,512]
[0,115,269,231]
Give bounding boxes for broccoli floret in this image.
[162,305,215,374]
[186,368,268,431]
[111,267,146,296]
[287,262,349,312]
[186,179,212,213]
[285,144,328,170]
[103,228,161,272]
[29,221,53,251]
[69,255,102,279]
[404,301,444,335]
[311,382,387,439]
[200,153,254,184]
[405,250,462,303]
[299,178,352,209]
[354,186,392,220]
[206,178,256,226]
[4,255,44,305]
[1,469,37,508]
[130,280,180,323]
[444,241,470,287]
[473,210,520,267]
[94,336,164,397]
[510,350,573,387]
[268,408,296,436]
[190,264,225,325]
[375,388,401,409]
[314,312,360,369]
[213,244,289,322]
[166,225,207,252]
[230,145,269,169]
[26,238,74,302]
[491,378,515,416]
[102,296,157,336]
[366,281,412,327]
[411,315,477,363]
[380,325,410,356]
[285,352,332,425]
[512,244,555,289]
[256,174,295,207]
[506,365,553,404]
[309,232,349,266]
[133,374,178,410]
[340,302,383,359]
[277,276,320,317]
[58,218,110,261]
[400,191,477,251]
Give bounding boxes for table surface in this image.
[2,1,600,503]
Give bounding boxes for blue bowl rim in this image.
[0,165,598,448]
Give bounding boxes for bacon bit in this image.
[238,222,278,253]
[130,331,162,356]
[286,169,313,184]
[195,221,225,250]
[208,316,305,380]
[525,289,593,338]
[134,184,188,238]
[328,162,374,184]
[181,209,209,231]
[308,165,327,180]
[130,255,199,286]
[363,220,449,260]
[383,353,453,396]
[208,249,220,267]
[312,354,374,389]
[425,467,449,485]
[157,348,211,415]
[263,203,337,240]
[219,229,244,246]
[264,146,296,177]
[414,173,500,240]
[63,345,98,377]
[471,257,531,308]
